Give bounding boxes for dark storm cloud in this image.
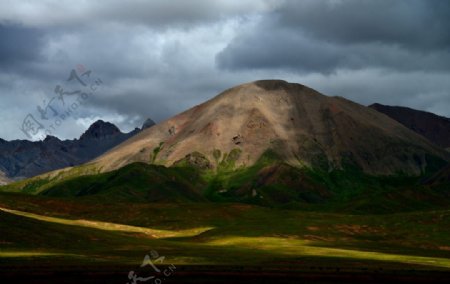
[0,0,271,28]
[217,0,450,73]
[277,0,450,50]
[0,24,44,67]
[0,0,449,141]
[91,0,257,28]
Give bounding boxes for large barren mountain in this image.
[91,80,449,176]
[369,103,450,148]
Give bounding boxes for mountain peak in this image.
[141,118,156,130]
[80,120,121,140]
[92,80,449,176]
[225,80,307,94]
[43,135,61,143]
[252,79,303,91]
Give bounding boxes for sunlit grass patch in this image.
[1,198,450,270]
[207,236,450,269]
[0,207,213,238]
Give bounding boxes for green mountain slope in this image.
[2,156,449,213]
[39,163,206,202]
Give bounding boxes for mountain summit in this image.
[80,120,122,140]
[93,80,449,175]
[141,118,156,130]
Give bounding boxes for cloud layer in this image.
[217,0,450,73]
[0,0,449,140]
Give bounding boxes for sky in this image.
[0,0,449,141]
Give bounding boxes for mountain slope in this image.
[0,119,154,180]
[369,103,450,148]
[4,159,449,213]
[92,80,449,176]
[40,162,206,202]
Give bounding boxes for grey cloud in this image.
[0,0,274,28]
[0,24,45,68]
[216,0,450,73]
[297,69,450,111]
[0,0,449,142]
[217,26,341,73]
[0,17,245,140]
[277,0,450,50]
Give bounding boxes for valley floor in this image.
[1,193,450,283]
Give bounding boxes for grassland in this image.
[1,158,449,282]
[1,193,450,271]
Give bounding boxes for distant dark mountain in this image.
[80,120,122,140]
[369,103,450,148]
[141,118,156,130]
[0,118,154,180]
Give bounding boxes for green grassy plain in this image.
[1,158,449,282]
[1,192,450,272]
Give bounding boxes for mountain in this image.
[3,80,450,211]
[369,103,450,148]
[141,118,156,130]
[0,119,154,180]
[91,80,449,176]
[79,120,122,140]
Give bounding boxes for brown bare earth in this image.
[86,80,448,176]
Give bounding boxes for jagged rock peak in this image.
[43,135,61,143]
[80,120,121,140]
[141,118,156,130]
